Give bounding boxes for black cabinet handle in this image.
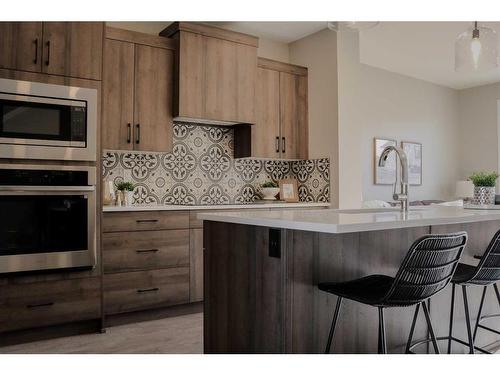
[136,249,159,254]
[45,41,50,66]
[136,219,158,223]
[137,287,159,294]
[27,302,54,309]
[275,137,280,153]
[282,137,286,154]
[33,38,38,64]
[127,123,131,144]
[135,124,140,144]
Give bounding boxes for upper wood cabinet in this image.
[253,58,309,159]
[161,22,258,125]
[0,22,103,80]
[102,28,174,153]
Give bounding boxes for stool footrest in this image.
[407,336,492,354]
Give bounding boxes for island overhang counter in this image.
[198,207,500,353]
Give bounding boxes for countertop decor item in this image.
[469,171,499,205]
[279,178,299,203]
[260,181,280,201]
[115,181,135,206]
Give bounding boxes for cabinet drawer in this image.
[103,230,189,273]
[104,268,189,314]
[0,277,100,333]
[102,211,189,232]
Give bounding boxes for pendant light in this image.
[455,22,498,72]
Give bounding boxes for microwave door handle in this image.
[0,186,95,192]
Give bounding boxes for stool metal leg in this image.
[325,296,343,354]
[473,285,488,342]
[494,283,500,308]
[462,285,474,354]
[405,303,420,353]
[448,284,456,354]
[422,301,440,354]
[378,307,387,354]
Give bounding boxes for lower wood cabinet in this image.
[0,277,101,333]
[103,268,189,314]
[189,228,204,302]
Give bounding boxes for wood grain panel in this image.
[102,230,189,273]
[104,268,189,314]
[134,44,174,152]
[42,22,103,80]
[105,27,176,50]
[102,38,134,150]
[189,228,204,302]
[0,277,100,333]
[0,22,43,72]
[258,57,308,76]
[253,67,280,158]
[102,211,189,233]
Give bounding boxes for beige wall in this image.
[458,83,500,185]
[289,29,339,207]
[337,31,461,207]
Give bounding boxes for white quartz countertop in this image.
[102,202,330,212]
[196,206,500,234]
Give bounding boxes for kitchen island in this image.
[198,206,500,353]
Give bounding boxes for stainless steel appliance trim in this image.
[0,163,97,274]
[0,137,86,148]
[0,78,97,162]
[0,92,86,107]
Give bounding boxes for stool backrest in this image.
[383,232,467,306]
[467,228,500,285]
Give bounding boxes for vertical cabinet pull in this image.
[33,38,38,64]
[127,123,131,144]
[275,137,280,153]
[282,137,286,154]
[135,124,140,144]
[45,40,50,66]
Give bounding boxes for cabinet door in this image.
[279,72,308,159]
[42,22,103,80]
[189,228,204,302]
[0,22,42,72]
[102,38,135,150]
[253,67,280,158]
[133,44,174,152]
[203,36,256,124]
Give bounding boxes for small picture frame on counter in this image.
[279,179,299,203]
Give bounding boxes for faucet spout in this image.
[378,145,410,211]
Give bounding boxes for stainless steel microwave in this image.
[0,78,97,161]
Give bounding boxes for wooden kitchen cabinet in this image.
[189,228,204,302]
[0,22,103,80]
[0,22,43,73]
[161,22,258,124]
[253,58,308,159]
[102,28,174,152]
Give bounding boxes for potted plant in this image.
[469,172,499,205]
[115,181,135,206]
[260,181,280,201]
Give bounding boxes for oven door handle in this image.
[0,186,95,192]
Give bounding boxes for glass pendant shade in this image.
[455,23,498,72]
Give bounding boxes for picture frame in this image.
[401,141,422,185]
[374,138,397,185]
[279,179,299,203]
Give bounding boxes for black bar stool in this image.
[409,229,500,354]
[319,232,467,354]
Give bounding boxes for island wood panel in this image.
[133,44,174,152]
[0,22,43,72]
[0,277,101,333]
[253,67,280,158]
[102,38,135,150]
[429,220,500,353]
[41,22,103,80]
[102,229,189,273]
[189,228,204,302]
[103,268,189,314]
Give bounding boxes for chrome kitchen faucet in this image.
[378,145,410,212]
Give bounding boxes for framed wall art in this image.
[279,179,299,203]
[401,141,422,185]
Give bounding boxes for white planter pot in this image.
[124,191,134,206]
[472,186,495,205]
[261,187,280,201]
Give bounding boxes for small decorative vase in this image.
[472,186,496,205]
[124,191,134,206]
[261,187,280,201]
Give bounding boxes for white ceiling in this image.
[358,22,500,90]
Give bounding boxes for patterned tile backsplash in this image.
[103,121,330,205]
